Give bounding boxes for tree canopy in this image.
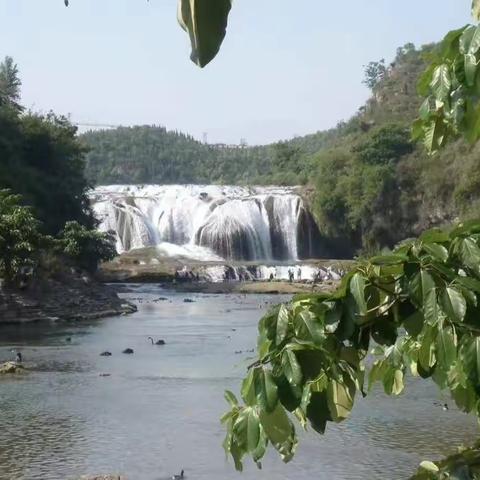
[0,56,116,279]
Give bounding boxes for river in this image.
[0,285,477,480]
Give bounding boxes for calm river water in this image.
[0,285,477,480]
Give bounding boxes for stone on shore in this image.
[0,361,25,374]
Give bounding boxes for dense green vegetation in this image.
[0,56,94,236]
[0,190,42,284]
[0,56,114,282]
[222,219,480,479]
[81,126,316,186]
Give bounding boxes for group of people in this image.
[287,267,302,283]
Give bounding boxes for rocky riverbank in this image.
[162,279,339,294]
[97,247,353,286]
[0,269,136,324]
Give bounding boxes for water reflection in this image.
[0,286,477,480]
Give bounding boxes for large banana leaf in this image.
[177,0,232,67]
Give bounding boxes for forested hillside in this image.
[82,42,480,256]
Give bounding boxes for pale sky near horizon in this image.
[0,1,470,145]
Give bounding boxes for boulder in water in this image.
[183,298,195,303]
[0,361,25,374]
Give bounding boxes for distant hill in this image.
[81,42,480,256]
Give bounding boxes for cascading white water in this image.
[90,185,317,261]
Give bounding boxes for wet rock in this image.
[0,361,25,374]
[122,348,134,354]
[100,351,112,357]
[153,297,168,302]
[183,298,195,303]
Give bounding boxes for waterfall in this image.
[90,185,322,261]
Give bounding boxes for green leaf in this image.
[424,288,440,327]
[410,270,436,307]
[465,53,478,86]
[422,243,449,262]
[423,117,446,154]
[254,368,279,413]
[455,276,480,294]
[468,24,480,54]
[460,25,476,54]
[463,337,480,384]
[276,304,290,345]
[464,98,480,143]
[294,310,324,344]
[452,383,477,413]
[430,64,451,101]
[327,379,355,422]
[419,228,450,244]
[306,391,332,434]
[383,367,405,396]
[251,427,267,462]
[419,98,432,121]
[457,237,480,274]
[350,272,367,316]
[246,408,260,453]
[177,0,232,67]
[232,408,249,450]
[435,326,457,373]
[419,324,437,370]
[259,403,293,448]
[403,310,425,338]
[225,390,239,407]
[276,375,302,412]
[241,370,256,406]
[440,287,467,322]
[369,254,408,266]
[281,350,303,387]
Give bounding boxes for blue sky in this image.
[0,0,470,144]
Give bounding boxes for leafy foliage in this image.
[363,59,387,90]
[81,126,313,186]
[0,56,23,113]
[0,57,94,236]
[0,57,112,277]
[222,220,480,474]
[414,22,480,153]
[0,190,41,282]
[57,221,116,273]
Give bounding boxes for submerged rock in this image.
[0,361,25,374]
